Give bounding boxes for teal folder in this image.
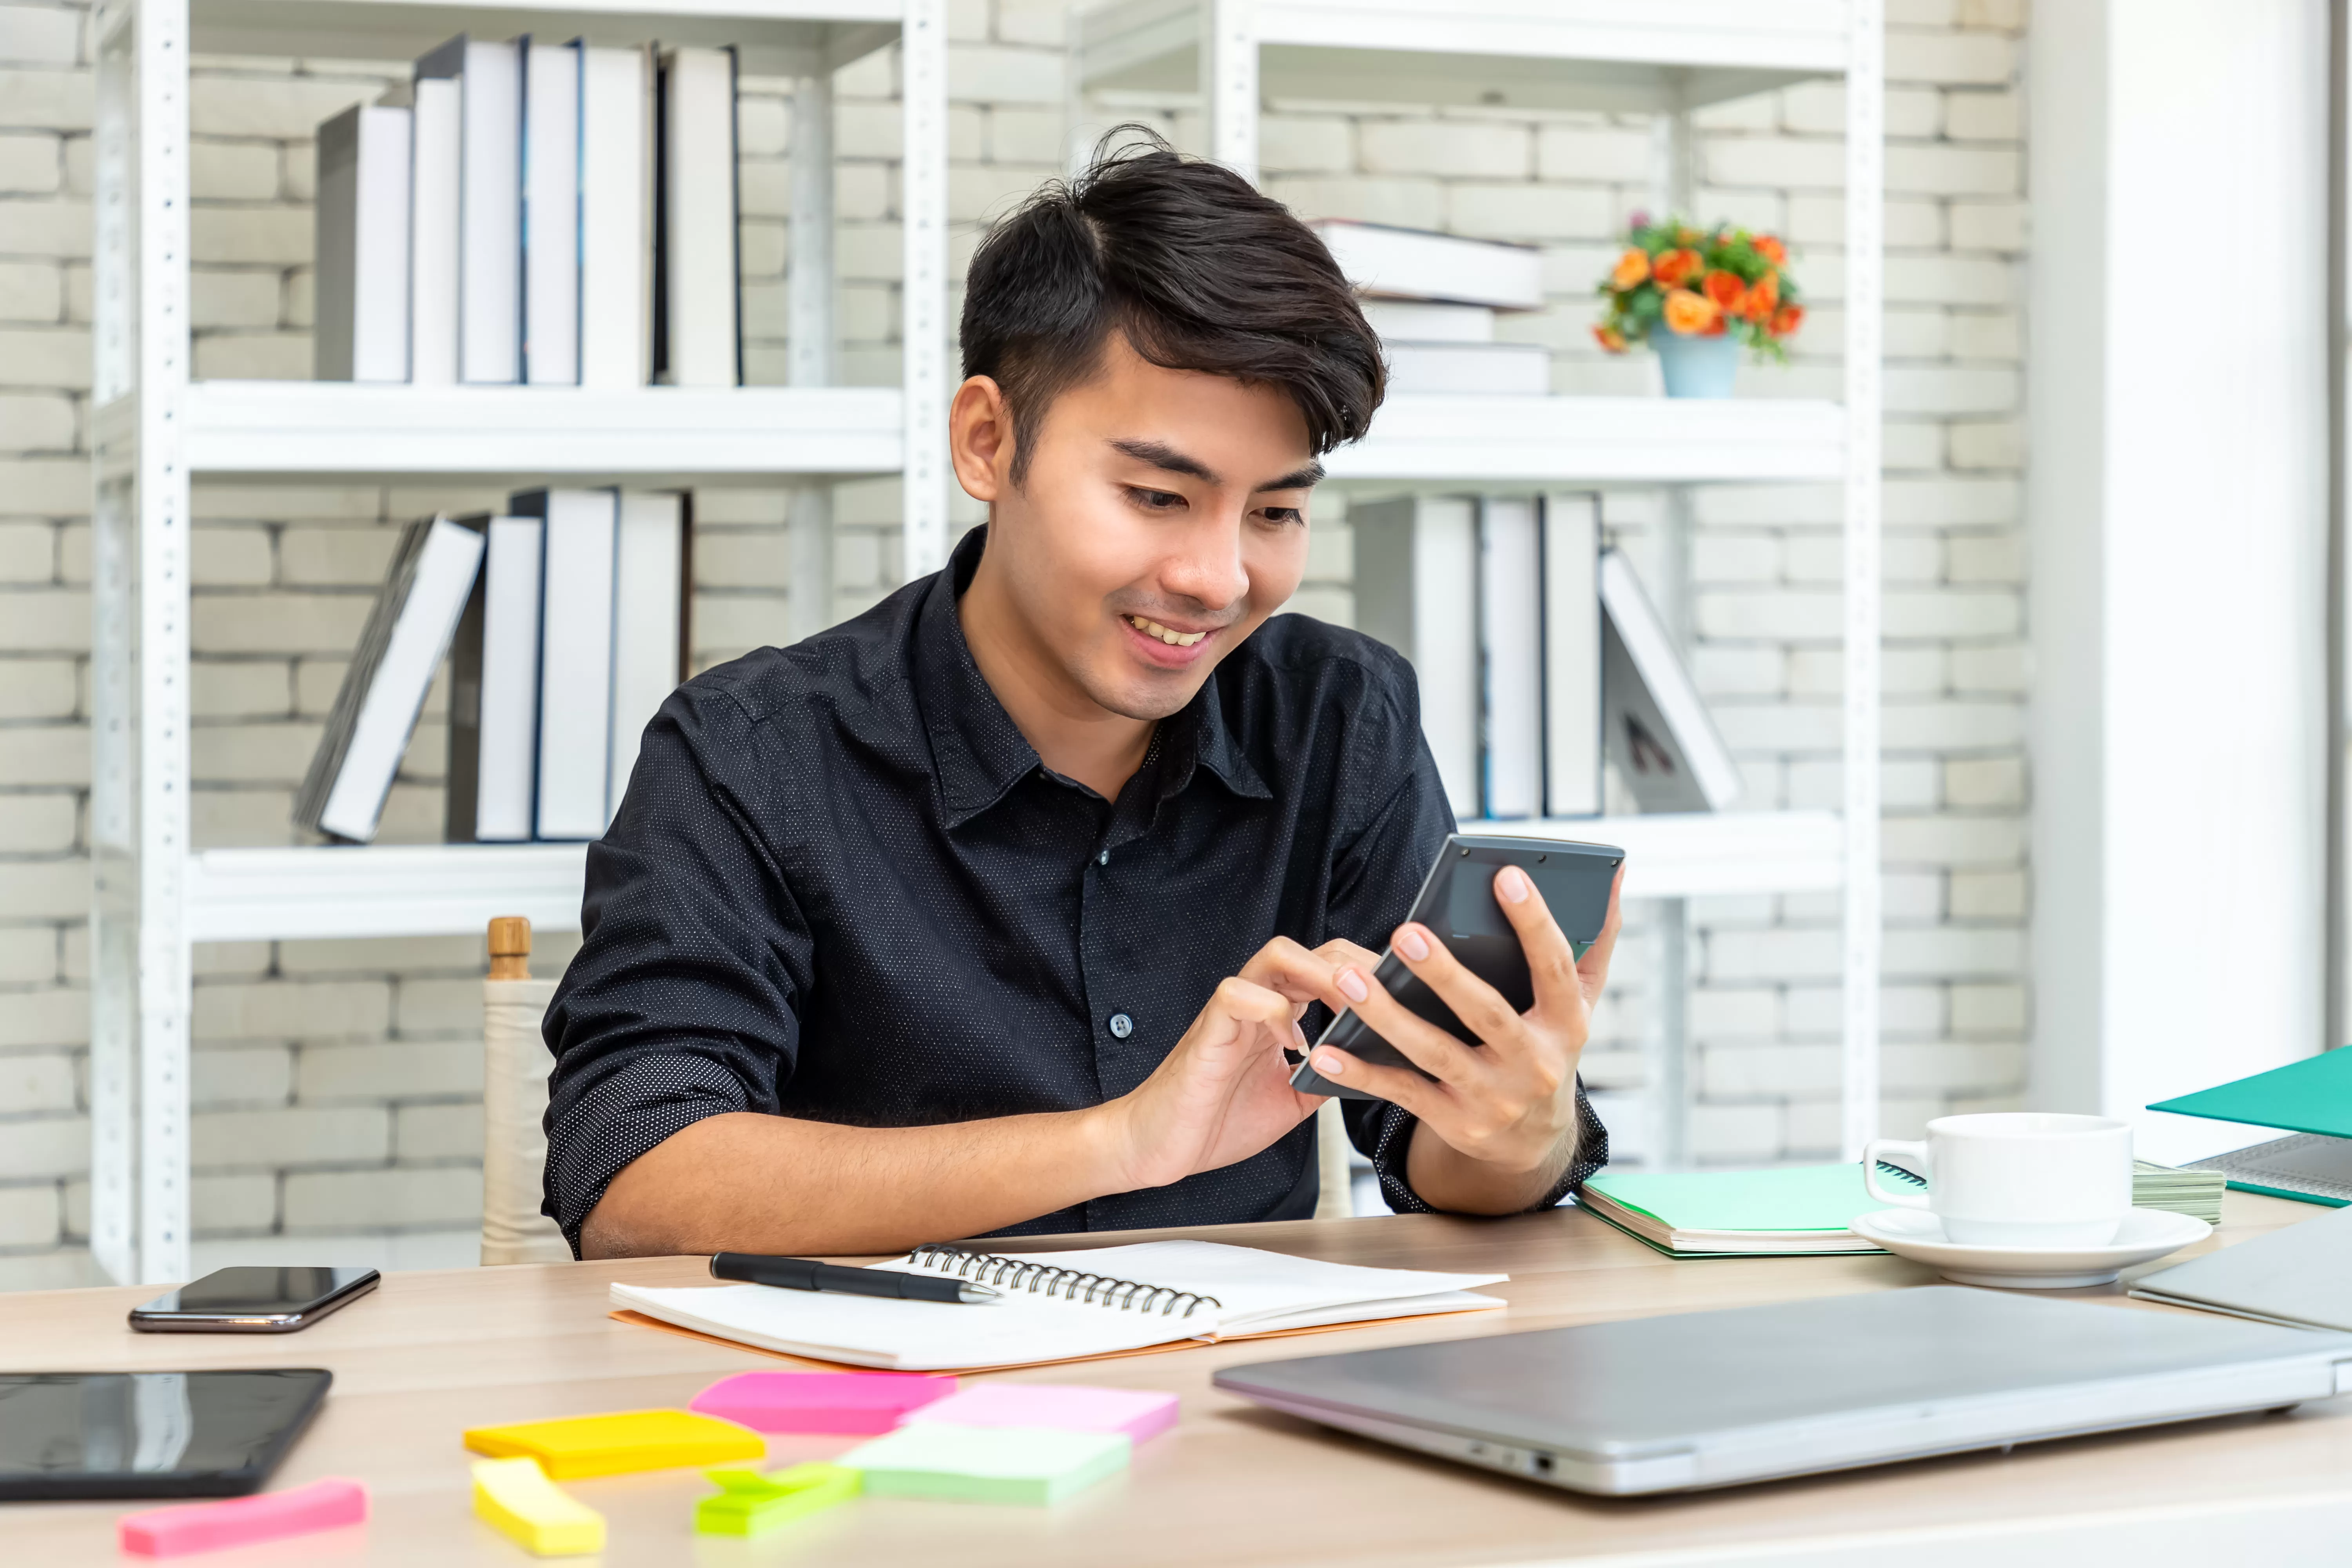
[2149,1049,2352,1207]
[2148,1048,2352,1140]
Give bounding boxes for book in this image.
[1478,496,1541,820]
[1349,495,1480,820]
[606,491,686,815]
[609,1239,1506,1372]
[1309,219,1544,311]
[1382,341,1550,396]
[313,102,411,383]
[1599,549,1742,812]
[2152,1048,2352,1207]
[407,75,461,385]
[295,516,486,843]
[1359,299,1493,343]
[517,488,619,840]
[417,35,521,385]
[656,45,740,388]
[444,514,543,843]
[2129,1204,2352,1330]
[579,44,654,388]
[1541,493,1602,817]
[1577,1165,1895,1258]
[520,36,581,386]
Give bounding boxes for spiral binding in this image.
[901,1244,1221,1319]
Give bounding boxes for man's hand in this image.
[1098,936,1371,1191]
[1305,865,1622,1212]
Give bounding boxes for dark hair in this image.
[960,129,1385,484]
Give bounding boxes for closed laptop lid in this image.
[2132,1205,2352,1332]
[1214,1287,2352,1465]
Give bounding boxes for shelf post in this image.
[1201,0,1258,183]
[89,0,194,1285]
[898,0,950,579]
[1841,0,1886,1159]
[789,67,837,639]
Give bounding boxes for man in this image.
[544,134,1617,1260]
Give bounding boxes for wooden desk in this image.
[8,1194,2352,1565]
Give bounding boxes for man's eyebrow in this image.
[1258,460,1324,492]
[1109,438,1219,485]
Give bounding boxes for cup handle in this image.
[1862,1140,1932,1209]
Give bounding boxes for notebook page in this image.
[883,1240,1509,1333]
[610,1280,1207,1371]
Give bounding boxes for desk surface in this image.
[7,1194,2351,1565]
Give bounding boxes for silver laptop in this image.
[1212,1286,2352,1495]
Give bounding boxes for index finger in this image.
[1492,864,1584,1020]
[1236,935,1343,1006]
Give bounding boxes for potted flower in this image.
[1593,216,1804,398]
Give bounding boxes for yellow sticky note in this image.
[463,1408,764,1479]
[471,1457,605,1557]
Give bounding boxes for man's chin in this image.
[1083,670,1210,724]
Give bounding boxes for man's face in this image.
[956,336,1320,722]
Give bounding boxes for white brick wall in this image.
[0,0,2031,1284]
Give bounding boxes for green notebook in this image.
[1579,1165,1895,1258]
[2150,1049,2352,1208]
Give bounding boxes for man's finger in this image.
[1490,864,1583,1022]
[1238,935,1343,1006]
[1304,1046,1437,1118]
[1576,866,1626,1007]
[1324,960,1484,1086]
[1387,922,1524,1054]
[1313,937,1384,973]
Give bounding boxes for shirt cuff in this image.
[543,1052,750,1255]
[1365,1077,1611,1215]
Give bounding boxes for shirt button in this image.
[1108,1012,1134,1039]
[1096,849,1109,866]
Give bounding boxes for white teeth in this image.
[1128,615,1206,648]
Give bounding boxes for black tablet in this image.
[0,1368,332,1500]
[1290,833,1623,1101]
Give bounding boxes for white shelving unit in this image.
[1074,0,1884,1170]
[88,0,951,1285]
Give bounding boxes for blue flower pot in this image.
[1652,329,1740,398]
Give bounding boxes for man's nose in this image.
[1159,513,1250,613]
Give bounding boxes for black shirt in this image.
[542,526,1606,1251]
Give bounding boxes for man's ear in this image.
[949,376,1016,503]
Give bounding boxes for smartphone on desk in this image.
[129,1267,379,1333]
[1290,834,1622,1102]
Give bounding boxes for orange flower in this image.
[1755,235,1787,265]
[1653,247,1702,287]
[1609,248,1649,290]
[1743,270,1780,322]
[1662,289,1720,336]
[1592,323,1627,353]
[1702,270,1746,312]
[1771,303,1805,337]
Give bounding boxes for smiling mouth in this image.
[1126,614,1210,648]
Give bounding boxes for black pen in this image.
[710,1252,1000,1304]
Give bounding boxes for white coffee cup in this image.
[1862,1112,2134,1249]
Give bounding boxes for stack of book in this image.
[294,490,690,845]
[315,36,740,390]
[1352,494,1740,823]
[1310,220,1549,395]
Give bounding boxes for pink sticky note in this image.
[689,1371,958,1435]
[118,1477,368,1558]
[906,1383,1180,1445]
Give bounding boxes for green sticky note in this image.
[1582,1164,1887,1232]
[694,1463,861,1537]
[840,1423,1129,1505]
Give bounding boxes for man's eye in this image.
[1126,487,1186,511]
[1257,506,1305,526]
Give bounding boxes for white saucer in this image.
[1848,1207,2213,1289]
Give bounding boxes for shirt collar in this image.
[914,525,1272,829]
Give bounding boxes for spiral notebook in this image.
[610,1241,1508,1372]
